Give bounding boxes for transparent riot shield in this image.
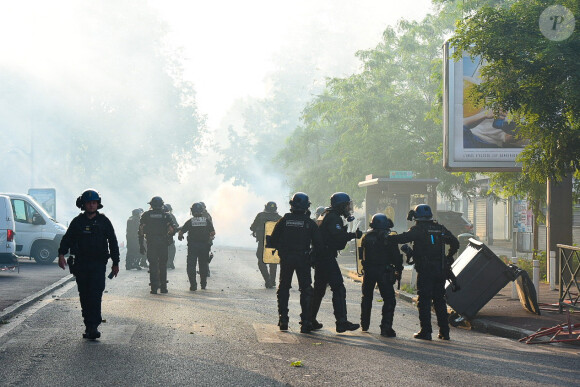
[262,221,280,264]
[355,236,364,276]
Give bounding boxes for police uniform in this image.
[390,216,459,340]
[269,210,323,332]
[360,227,402,336]
[139,207,174,293]
[250,207,282,288]
[311,208,360,332]
[125,211,142,270]
[166,209,179,269]
[180,214,215,290]
[59,211,119,336]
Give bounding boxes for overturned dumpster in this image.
[446,239,539,326]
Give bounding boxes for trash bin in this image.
[446,238,518,321]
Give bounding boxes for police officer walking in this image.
[164,204,179,270]
[250,201,282,288]
[268,193,324,333]
[139,196,175,294]
[311,192,361,333]
[359,214,403,337]
[178,202,215,291]
[389,204,459,340]
[58,189,119,340]
[125,209,143,270]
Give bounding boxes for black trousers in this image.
[147,239,168,290]
[74,259,106,328]
[256,241,277,285]
[277,253,312,322]
[361,265,396,329]
[187,242,210,287]
[416,266,448,333]
[311,257,349,323]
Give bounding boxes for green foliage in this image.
[278,5,482,205]
[450,0,580,183]
[401,283,416,294]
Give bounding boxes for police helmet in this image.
[76,189,103,210]
[132,208,142,217]
[315,206,326,218]
[191,202,204,216]
[164,204,173,212]
[148,196,164,209]
[264,201,277,213]
[289,193,310,212]
[412,204,433,221]
[199,202,206,209]
[330,192,354,221]
[370,213,394,230]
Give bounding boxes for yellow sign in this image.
[262,221,280,264]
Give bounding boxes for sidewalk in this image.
[339,259,579,343]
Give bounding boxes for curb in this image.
[340,267,532,341]
[0,274,75,322]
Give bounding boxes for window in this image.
[11,199,40,224]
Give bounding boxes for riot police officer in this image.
[58,189,120,340]
[139,196,175,294]
[268,193,324,333]
[164,204,179,270]
[314,206,326,224]
[178,202,215,291]
[389,204,459,340]
[359,214,402,337]
[311,192,361,333]
[126,208,143,270]
[250,201,282,288]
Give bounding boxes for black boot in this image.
[380,326,396,337]
[336,320,360,333]
[438,328,450,340]
[311,320,323,330]
[84,326,101,340]
[300,321,313,334]
[278,316,289,331]
[413,330,432,340]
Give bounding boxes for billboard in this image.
[443,42,526,171]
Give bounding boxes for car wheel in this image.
[32,241,57,264]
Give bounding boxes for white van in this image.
[0,194,18,269]
[1,193,67,264]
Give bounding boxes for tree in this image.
[278,5,480,206]
[450,0,580,183]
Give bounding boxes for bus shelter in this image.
[358,175,440,233]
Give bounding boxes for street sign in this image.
[389,171,414,179]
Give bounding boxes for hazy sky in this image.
[148,0,433,129]
[0,0,434,246]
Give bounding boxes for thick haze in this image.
[0,0,431,247]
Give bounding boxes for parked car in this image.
[0,194,18,270]
[0,193,67,264]
[435,210,474,237]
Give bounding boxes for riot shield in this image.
[355,236,364,276]
[262,221,280,264]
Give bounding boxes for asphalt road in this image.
[0,246,578,386]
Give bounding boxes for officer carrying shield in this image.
[389,204,459,340]
[311,192,361,333]
[139,196,175,294]
[359,214,403,337]
[250,201,282,288]
[268,193,324,333]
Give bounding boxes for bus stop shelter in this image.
[358,175,440,233]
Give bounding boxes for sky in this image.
[148,0,433,129]
[0,0,434,247]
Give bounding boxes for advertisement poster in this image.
[443,42,526,171]
[513,199,533,233]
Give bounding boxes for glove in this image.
[354,228,363,239]
[140,245,146,255]
[394,271,402,282]
[445,254,454,266]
